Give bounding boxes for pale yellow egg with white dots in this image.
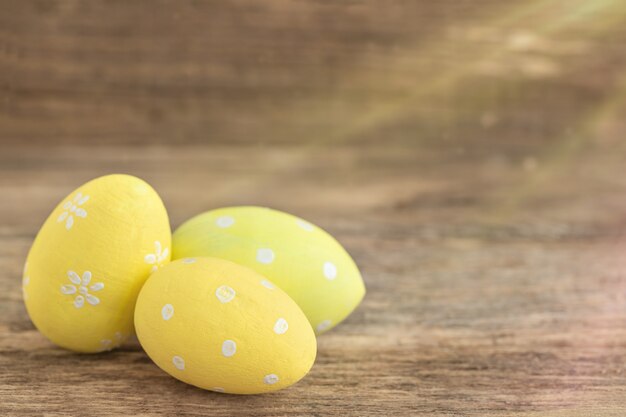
[23,175,171,353]
[172,206,366,334]
[134,257,317,394]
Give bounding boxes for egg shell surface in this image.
[23,174,171,353]
[172,206,366,334]
[134,257,317,394]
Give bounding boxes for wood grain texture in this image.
[2,1,626,415]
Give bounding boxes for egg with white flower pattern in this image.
[134,257,317,394]
[23,174,171,353]
[172,206,366,334]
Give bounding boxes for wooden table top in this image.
[2,1,626,416]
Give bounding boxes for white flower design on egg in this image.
[144,241,169,272]
[57,192,89,230]
[60,270,104,308]
[100,331,127,352]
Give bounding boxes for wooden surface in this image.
[3,1,626,415]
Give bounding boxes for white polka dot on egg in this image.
[212,387,225,393]
[273,318,289,334]
[260,279,275,290]
[215,285,236,303]
[221,340,237,357]
[216,216,235,228]
[296,219,314,231]
[323,262,337,280]
[172,355,185,370]
[161,304,174,320]
[316,319,332,333]
[182,258,196,264]
[264,374,279,385]
[256,248,275,264]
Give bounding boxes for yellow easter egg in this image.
[172,206,365,334]
[23,174,171,353]
[134,257,316,394]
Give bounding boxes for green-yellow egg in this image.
[23,174,171,353]
[172,206,365,334]
[134,257,317,394]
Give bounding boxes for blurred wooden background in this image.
[2,1,626,416]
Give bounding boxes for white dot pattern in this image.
[182,258,196,264]
[256,248,275,264]
[323,262,337,280]
[296,219,314,231]
[162,304,174,320]
[221,340,237,357]
[264,374,279,385]
[154,256,316,391]
[216,216,235,228]
[260,279,275,290]
[172,355,185,370]
[273,318,289,334]
[317,320,332,333]
[215,285,236,303]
